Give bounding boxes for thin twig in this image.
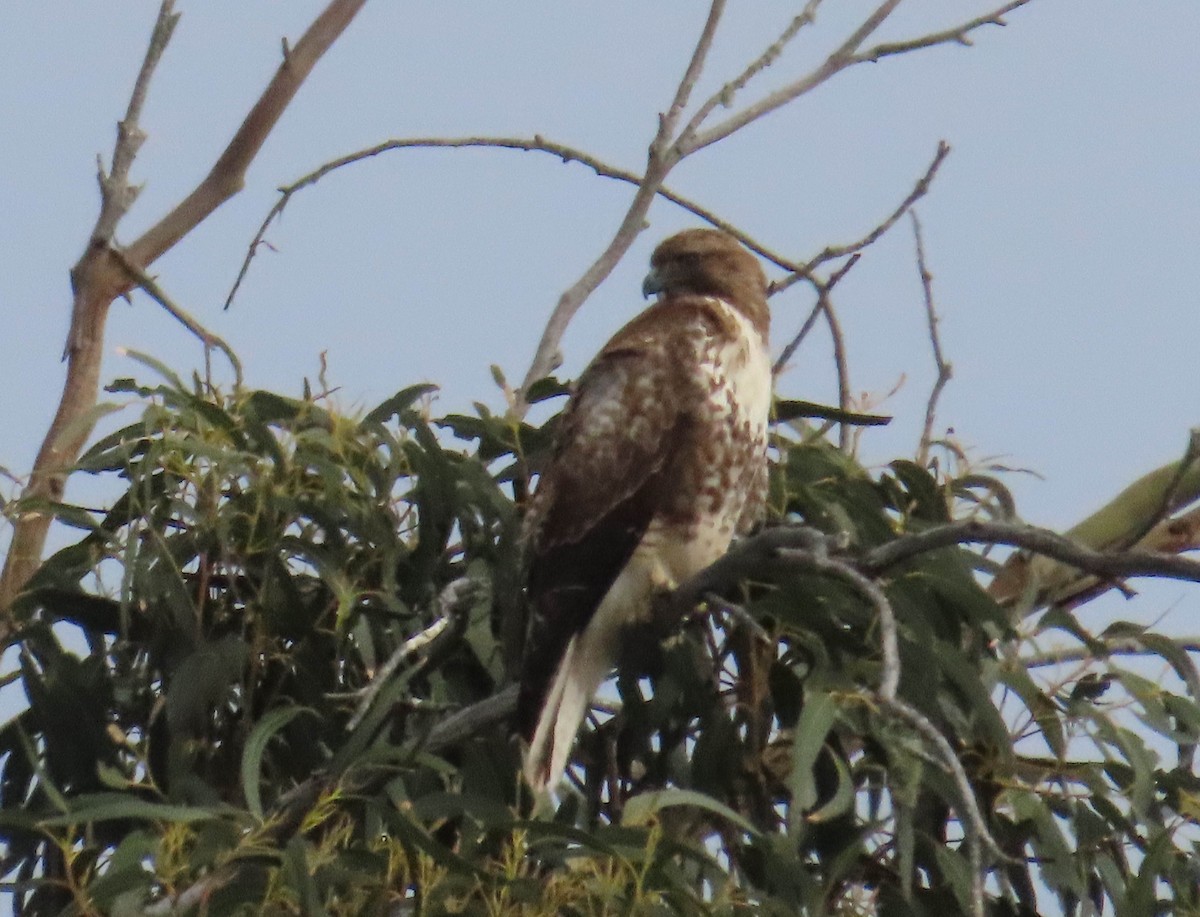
[225,134,805,309]
[660,0,727,155]
[346,577,478,732]
[819,290,852,452]
[675,0,824,151]
[772,254,860,376]
[911,211,953,467]
[679,0,904,157]
[681,0,1033,157]
[93,2,179,245]
[769,142,952,298]
[853,0,1032,63]
[67,0,181,357]
[110,248,243,386]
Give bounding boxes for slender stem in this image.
[911,211,953,467]
[225,135,806,309]
[680,0,905,156]
[110,249,243,387]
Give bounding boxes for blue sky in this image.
[1,1,1197,616]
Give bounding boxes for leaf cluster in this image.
[0,370,1198,915]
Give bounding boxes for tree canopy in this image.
[3,2,1200,916]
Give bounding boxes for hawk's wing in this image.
[516,341,699,744]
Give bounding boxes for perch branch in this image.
[423,684,519,753]
[747,531,1003,915]
[777,544,901,701]
[1021,635,1200,670]
[862,519,1200,586]
[911,211,953,467]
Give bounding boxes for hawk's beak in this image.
[642,267,664,299]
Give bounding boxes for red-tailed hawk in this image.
[516,228,773,793]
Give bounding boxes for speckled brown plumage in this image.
[518,229,773,793]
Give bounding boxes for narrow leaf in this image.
[242,706,312,820]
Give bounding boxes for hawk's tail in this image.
[521,629,615,794]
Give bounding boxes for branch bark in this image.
[0,0,368,623]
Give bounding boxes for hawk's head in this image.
[642,229,769,333]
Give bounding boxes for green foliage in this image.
[2,367,1199,915]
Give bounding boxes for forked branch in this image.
[0,0,368,620]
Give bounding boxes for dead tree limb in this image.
[0,0,368,624]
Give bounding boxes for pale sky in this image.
[1,2,1198,622]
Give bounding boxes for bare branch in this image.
[679,0,904,157]
[89,3,180,254]
[681,0,1034,157]
[769,141,952,298]
[225,134,807,309]
[674,1,824,151]
[659,0,728,156]
[111,248,243,386]
[127,0,366,268]
[0,4,182,621]
[0,0,367,619]
[862,518,1200,588]
[853,0,1032,63]
[1021,635,1200,670]
[66,1,179,359]
[911,211,953,467]
[819,289,852,452]
[772,254,859,377]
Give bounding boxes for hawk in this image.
[516,228,773,793]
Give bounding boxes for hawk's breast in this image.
[639,297,771,588]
